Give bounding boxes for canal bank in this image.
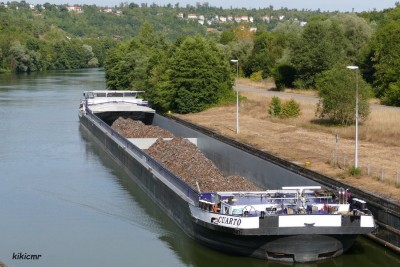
[168,115,400,255]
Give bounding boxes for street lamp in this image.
[230,59,239,134]
[347,65,359,169]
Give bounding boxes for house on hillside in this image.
[240,15,249,22]
[187,13,197,19]
[262,15,271,22]
[67,5,83,13]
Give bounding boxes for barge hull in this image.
[79,112,369,262]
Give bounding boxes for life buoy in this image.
[212,205,218,213]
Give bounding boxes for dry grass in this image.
[284,88,319,97]
[237,77,275,89]
[242,92,400,147]
[362,109,400,145]
[178,88,400,203]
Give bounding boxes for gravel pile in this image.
[111,117,260,192]
[111,117,174,138]
[146,137,260,192]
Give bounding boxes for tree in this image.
[104,23,170,93]
[104,40,143,90]
[271,64,296,90]
[152,35,234,113]
[290,20,346,89]
[8,41,41,72]
[316,65,372,125]
[330,14,373,62]
[244,30,285,78]
[219,30,235,45]
[366,9,400,100]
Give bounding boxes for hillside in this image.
[0,2,372,73]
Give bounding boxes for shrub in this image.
[268,97,301,118]
[382,82,400,107]
[349,167,361,176]
[272,64,296,91]
[281,99,301,118]
[268,96,282,116]
[250,70,263,82]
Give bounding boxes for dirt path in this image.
[177,86,400,204]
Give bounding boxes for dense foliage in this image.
[0,4,116,72]
[0,1,206,73]
[1,1,400,108]
[105,25,234,113]
[316,65,372,124]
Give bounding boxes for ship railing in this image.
[85,108,199,204]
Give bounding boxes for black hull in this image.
[79,111,367,263]
[192,224,357,262]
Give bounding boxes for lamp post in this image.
[230,59,239,134]
[347,65,359,169]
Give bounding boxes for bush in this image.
[268,96,281,116]
[268,97,301,118]
[382,82,400,106]
[349,167,361,176]
[250,70,263,82]
[281,99,301,118]
[272,64,296,91]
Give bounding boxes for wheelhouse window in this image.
[124,92,137,97]
[107,92,123,97]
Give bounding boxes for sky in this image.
[27,0,398,12]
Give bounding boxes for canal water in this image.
[0,69,399,267]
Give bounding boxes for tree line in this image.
[2,2,400,109]
[104,23,235,114]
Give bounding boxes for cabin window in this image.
[107,92,123,97]
[95,93,106,97]
[124,92,137,97]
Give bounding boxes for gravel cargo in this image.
[111,117,260,192]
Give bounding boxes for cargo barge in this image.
[79,90,376,262]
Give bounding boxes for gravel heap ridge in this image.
[111,117,174,138]
[112,117,260,192]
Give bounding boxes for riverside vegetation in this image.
[2,2,400,106]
